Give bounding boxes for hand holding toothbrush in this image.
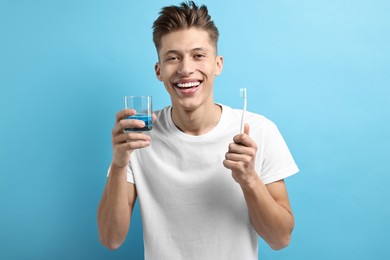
[223,88,259,185]
[223,123,259,186]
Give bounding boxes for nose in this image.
[177,57,194,76]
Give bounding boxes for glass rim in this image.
[123,95,152,99]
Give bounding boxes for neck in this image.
[171,103,222,135]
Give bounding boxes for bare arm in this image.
[241,178,294,250]
[97,167,137,250]
[223,124,294,250]
[97,109,153,250]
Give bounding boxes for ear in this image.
[214,55,224,76]
[155,62,163,81]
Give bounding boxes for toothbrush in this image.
[240,88,247,134]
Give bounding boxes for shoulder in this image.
[152,106,173,135]
[246,110,272,126]
[154,106,170,118]
[221,104,275,128]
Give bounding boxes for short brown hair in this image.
[152,1,219,53]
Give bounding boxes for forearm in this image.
[241,176,294,250]
[97,165,132,250]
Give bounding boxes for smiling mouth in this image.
[174,81,202,89]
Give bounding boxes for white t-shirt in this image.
[126,104,298,260]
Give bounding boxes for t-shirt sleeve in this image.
[258,120,299,184]
[126,162,135,183]
[106,163,135,184]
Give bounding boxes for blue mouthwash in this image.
[125,114,153,132]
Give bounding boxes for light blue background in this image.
[1,0,389,259]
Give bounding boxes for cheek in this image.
[159,66,175,80]
[196,63,214,75]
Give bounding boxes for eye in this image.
[165,56,179,62]
[194,53,206,59]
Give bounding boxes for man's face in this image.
[155,28,223,112]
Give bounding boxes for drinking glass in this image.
[123,96,153,132]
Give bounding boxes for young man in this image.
[98,2,299,259]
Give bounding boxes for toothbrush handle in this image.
[240,98,247,134]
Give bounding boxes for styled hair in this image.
[152,1,219,53]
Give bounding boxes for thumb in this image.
[152,113,157,123]
[244,123,250,135]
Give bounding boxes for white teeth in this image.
[176,82,200,88]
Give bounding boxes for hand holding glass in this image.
[123,96,153,132]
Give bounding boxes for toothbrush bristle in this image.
[240,88,247,98]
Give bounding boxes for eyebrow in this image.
[162,47,209,57]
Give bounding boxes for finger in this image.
[113,131,151,145]
[229,140,257,155]
[225,151,246,162]
[226,148,255,164]
[115,109,136,124]
[233,129,257,149]
[223,159,237,170]
[115,139,151,151]
[112,118,146,135]
[223,159,246,172]
[227,142,250,155]
[152,113,157,123]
